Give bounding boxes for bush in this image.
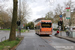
[16,37,20,41]
[53,28,58,31]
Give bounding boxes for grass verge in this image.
[0,29,10,31]
[0,37,24,50]
[0,29,28,33]
[21,29,26,33]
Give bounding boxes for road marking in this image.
[54,46,74,50]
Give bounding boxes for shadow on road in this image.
[38,35,50,37]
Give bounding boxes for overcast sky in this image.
[0,0,75,22]
[25,0,75,22]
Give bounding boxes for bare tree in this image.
[21,0,28,24]
[54,4,63,15]
[64,0,75,12]
[17,0,31,24]
[53,3,64,24]
[45,11,54,23]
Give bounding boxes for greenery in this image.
[0,29,27,33]
[21,29,27,33]
[53,28,66,31]
[25,22,34,29]
[0,37,22,50]
[0,29,10,30]
[53,28,58,31]
[16,29,28,33]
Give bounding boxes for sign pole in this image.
[59,15,62,36]
[18,0,21,37]
[59,26,62,36]
[69,0,71,26]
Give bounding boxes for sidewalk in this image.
[55,31,75,43]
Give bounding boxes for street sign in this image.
[66,7,70,19]
[20,24,24,28]
[59,18,62,21]
[59,15,62,18]
[23,25,24,26]
[66,10,70,19]
[66,17,70,19]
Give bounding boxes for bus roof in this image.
[35,20,52,27]
[41,20,52,22]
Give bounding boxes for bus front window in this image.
[41,22,52,28]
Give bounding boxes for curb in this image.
[15,37,24,50]
[9,36,24,50]
[55,36,75,43]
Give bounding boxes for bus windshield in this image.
[41,22,52,28]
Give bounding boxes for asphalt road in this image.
[0,30,10,42]
[0,30,75,50]
[16,30,75,50]
[16,30,56,50]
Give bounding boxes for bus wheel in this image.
[35,33,37,34]
[38,34,41,36]
[36,33,38,35]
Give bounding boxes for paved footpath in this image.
[54,31,75,43]
[56,36,75,43]
[16,31,56,50]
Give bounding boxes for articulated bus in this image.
[35,20,52,35]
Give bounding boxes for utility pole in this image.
[69,0,71,27]
[18,0,21,37]
[69,0,72,37]
[65,0,72,37]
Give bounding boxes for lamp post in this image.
[17,0,21,37]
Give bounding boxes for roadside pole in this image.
[59,15,63,36]
[69,0,72,37]
[59,26,62,36]
[17,21,21,37]
[65,0,71,37]
[69,0,71,27]
[65,0,71,28]
[18,0,21,37]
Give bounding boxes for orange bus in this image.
[35,20,52,35]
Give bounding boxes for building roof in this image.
[35,18,45,22]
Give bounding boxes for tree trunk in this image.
[9,0,18,41]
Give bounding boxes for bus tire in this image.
[35,33,37,34]
[38,34,41,36]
